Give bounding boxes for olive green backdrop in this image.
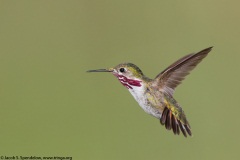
[0,0,239,160]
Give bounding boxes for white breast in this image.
[128,85,161,119]
[117,75,161,118]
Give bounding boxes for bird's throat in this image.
[115,75,142,89]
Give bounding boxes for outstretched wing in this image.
[153,47,213,95]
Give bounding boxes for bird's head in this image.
[87,63,144,89]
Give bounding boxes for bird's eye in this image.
[119,68,125,73]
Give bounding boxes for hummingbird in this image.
[87,47,212,137]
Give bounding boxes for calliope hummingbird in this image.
[87,47,212,137]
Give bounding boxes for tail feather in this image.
[160,107,192,137]
[160,107,168,125]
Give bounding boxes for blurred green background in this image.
[0,0,239,159]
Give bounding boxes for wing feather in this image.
[154,47,213,95]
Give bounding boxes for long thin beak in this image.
[86,68,113,73]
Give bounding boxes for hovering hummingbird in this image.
[87,47,212,137]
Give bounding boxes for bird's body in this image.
[115,72,163,118]
[87,47,213,137]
